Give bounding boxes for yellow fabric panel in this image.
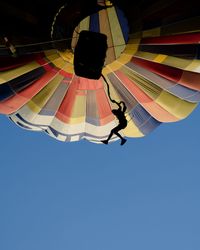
[104,55,132,73]
[99,9,116,64]
[62,63,74,74]
[71,16,90,50]
[68,95,86,124]
[142,27,161,38]
[103,61,122,74]
[67,116,86,125]
[120,65,161,101]
[44,50,59,57]
[124,70,162,100]
[123,116,144,137]
[107,7,126,58]
[79,16,90,31]
[154,54,168,63]
[117,54,133,64]
[45,50,74,70]
[162,56,192,69]
[124,39,141,55]
[51,57,68,69]
[28,74,63,113]
[0,61,41,84]
[103,39,140,74]
[135,51,200,72]
[49,51,74,73]
[135,51,158,61]
[105,0,113,6]
[45,51,60,62]
[58,50,74,64]
[185,60,200,72]
[156,91,197,119]
[71,28,79,50]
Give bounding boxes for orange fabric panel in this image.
[179,71,200,91]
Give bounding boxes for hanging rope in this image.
[101,73,121,105]
[101,73,133,122]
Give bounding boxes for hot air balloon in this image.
[0,0,200,143]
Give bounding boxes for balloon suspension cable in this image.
[101,73,120,105]
[0,37,177,52]
[0,37,128,51]
[101,73,131,121]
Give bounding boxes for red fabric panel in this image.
[78,77,104,90]
[131,57,182,82]
[0,53,44,71]
[60,70,73,78]
[180,71,200,90]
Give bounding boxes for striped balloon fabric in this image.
[0,0,200,143]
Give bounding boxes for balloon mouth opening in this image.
[71,5,129,66]
[52,3,129,66]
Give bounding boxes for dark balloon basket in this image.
[74,30,108,79]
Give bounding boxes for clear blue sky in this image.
[0,106,200,250]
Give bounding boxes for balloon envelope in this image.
[0,0,200,143]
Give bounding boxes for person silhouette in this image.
[101,101,128,145]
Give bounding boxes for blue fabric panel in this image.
[195,44,200,59]
[115,7,129,42]
[0,67,45,101]
[89,13,100,33]
[185,92,200,102]
[168,84,200,102]
[131,105,161,135]
[0,83,15,101]
[86,116,100,126]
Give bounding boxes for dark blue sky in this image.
[0,106,200,250]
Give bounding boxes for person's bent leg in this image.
[101,129,114,144]
[113,127,127,145]
[106,129,115,142]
